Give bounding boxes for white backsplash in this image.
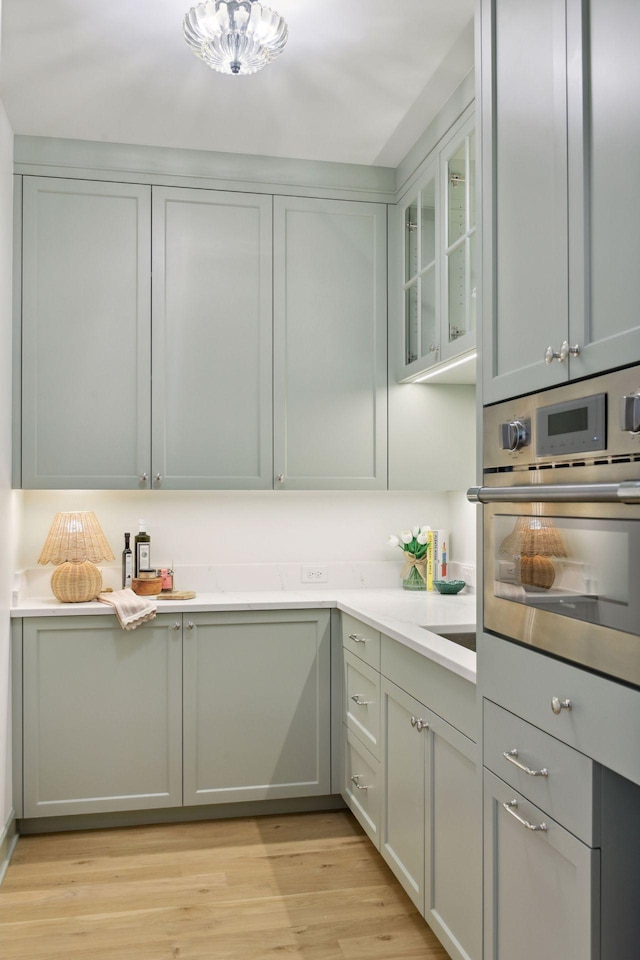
[16,489,477,599]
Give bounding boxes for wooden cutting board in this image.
[155,591,196,600]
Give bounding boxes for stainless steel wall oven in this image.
[469,365,640,688]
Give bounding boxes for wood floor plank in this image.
[0,811,452,960]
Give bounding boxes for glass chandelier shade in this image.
[183,0,288,76]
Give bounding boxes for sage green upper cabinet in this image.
[21,177,151,488]
[152,187,273,489]
[396,112,476,384]
[567,0,640,377]
[480,0,569,403]
[481,0,640,404]
[273,196,387,490]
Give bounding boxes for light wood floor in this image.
[0,811,451,960]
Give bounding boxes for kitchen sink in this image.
[420,627,477,652]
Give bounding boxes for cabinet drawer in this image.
[343,725,380,848]
[344,650,380,758]
[480,632,640,786]
[342,613,381,670]
[484,699,601,846]
[381,634,476,742]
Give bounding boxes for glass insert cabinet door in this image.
[399,115,476,380]
[403,173,438,369]
[442,126,476,360]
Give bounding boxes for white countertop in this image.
[11,588,477,683]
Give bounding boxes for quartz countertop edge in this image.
[11,588,477,683]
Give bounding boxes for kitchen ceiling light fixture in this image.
[183,0,288,76]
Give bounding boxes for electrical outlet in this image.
[301,564,328,583]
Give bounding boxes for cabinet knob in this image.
[276,474,285,484]
[172,621,181,631]
[154,473,163,484]
[410,715,429,731]
[186,621,194,631]
[545,341,581,364]
[140,473,149,484]
[550,696,572,715]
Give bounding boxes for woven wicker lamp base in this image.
[51,561,103,603]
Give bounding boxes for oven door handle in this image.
[467,480,640,505]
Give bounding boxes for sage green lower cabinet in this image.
[21,615,183,818]
[380,677,427,912]
[483,769,599,960]
[341,614,481,960]
[182,610,331,805]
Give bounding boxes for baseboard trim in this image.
[18,794,346,836]
[0,811,18,886]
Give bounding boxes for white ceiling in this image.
[0,0,474,168]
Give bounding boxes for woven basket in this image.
[51,561,103,603]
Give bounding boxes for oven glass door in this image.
[492,513,640,637]
[483,501,640,687]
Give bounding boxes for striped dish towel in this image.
[97,588,157,630]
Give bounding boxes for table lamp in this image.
[38,511,115,602]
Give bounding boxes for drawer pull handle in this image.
[351,695,371,706]
[410,716,429,732]
[551,697,572,715]
[503,749,548,778]
[502,799,547,832]
[350,775,369,791]
[348,634,368,643]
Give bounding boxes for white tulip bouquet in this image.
[388,525,431,590]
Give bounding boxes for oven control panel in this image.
[485,364,640,469]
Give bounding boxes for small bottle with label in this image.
[122,532,133,589]
[134,520,151,577]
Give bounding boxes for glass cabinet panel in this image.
[405,201,418,283]
[447,143,466,246]
[421,179,436,269]
[421,267,437,360]
[405,282,419,365]
[398,112,476,380]
[443,127,477,352]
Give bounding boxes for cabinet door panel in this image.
[183,610,330,805]
[152,187,272,489]
[22,615,182,817]
[380,677,426,911]
[274,197,387,489]
[567,0,640,375]
[426,714,481,960]
[484,769,599,960]
[22,178,151,488]
[481,0,569,402]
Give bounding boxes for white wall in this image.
[18,488,476,591]
[0,90,16,829]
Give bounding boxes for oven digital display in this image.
[536,393,606,456]
[547,406,589,436]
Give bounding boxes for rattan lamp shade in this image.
[38,512,115,603]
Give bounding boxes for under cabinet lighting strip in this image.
[412,351,477,383]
